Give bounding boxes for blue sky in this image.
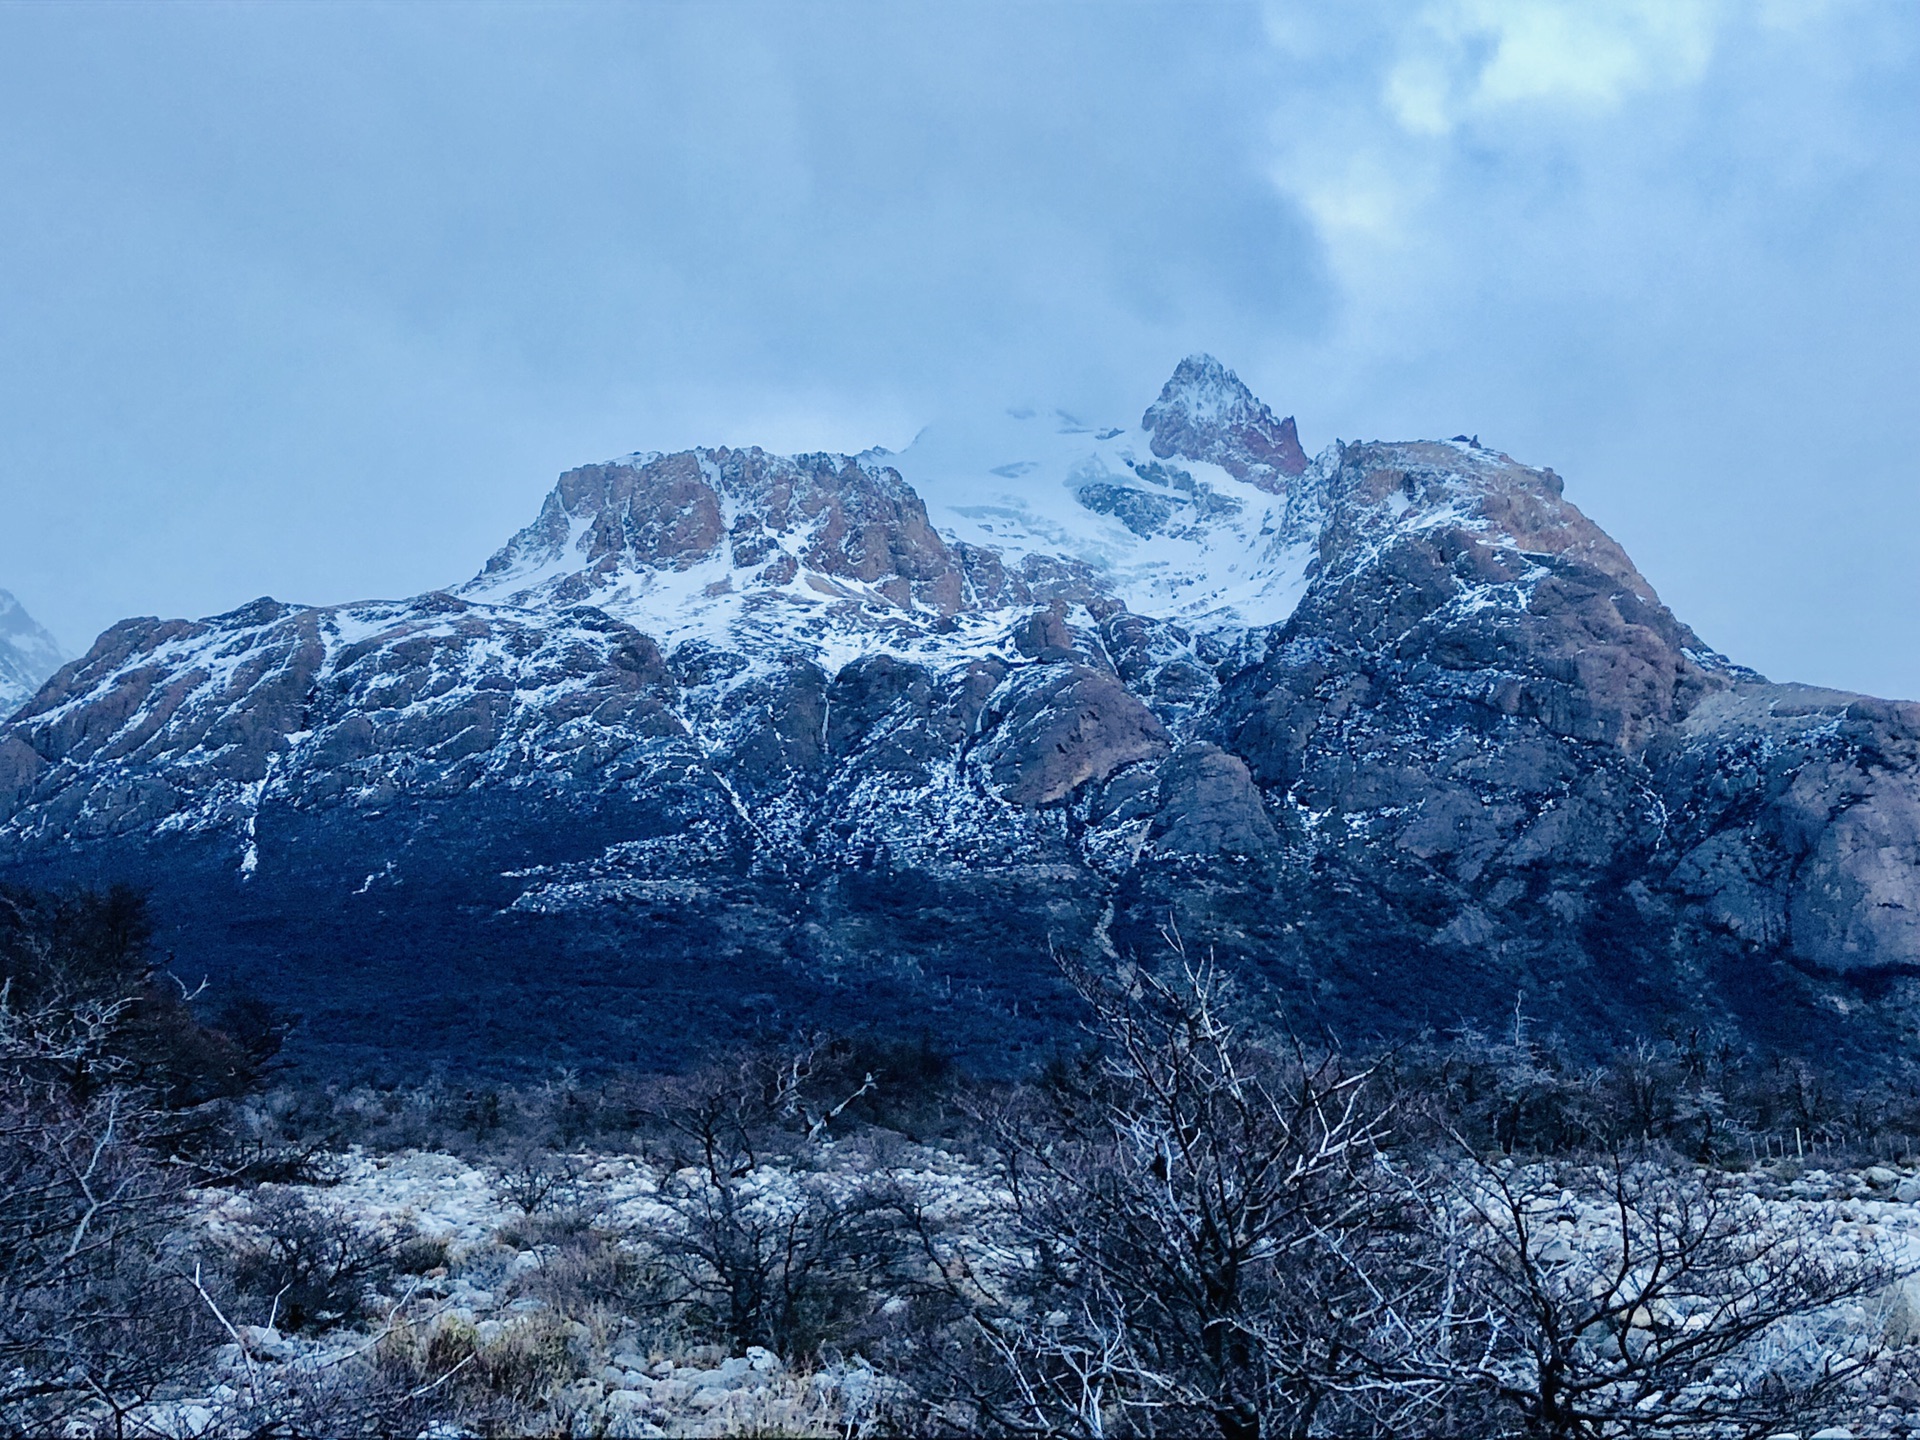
[1,1,1915,695]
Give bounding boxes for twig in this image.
[188,1259,261,1405]
[404,1349,477,1401]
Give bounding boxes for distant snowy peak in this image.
[1141,354,1309,493]
[0,590,64,719]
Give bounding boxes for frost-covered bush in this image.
[0,886,238,1430]
[924,949,1920,1440]
[220,1189,404,1332]
[1430,1155,1906,1437]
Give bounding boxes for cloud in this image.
[1250,0,1920,696]
[1264,0,1727,254]
[0,1,1330,650]
[1390,0,1723,131]
[0,1,1911,696]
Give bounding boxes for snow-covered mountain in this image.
[449,354,1668,689]
[3,357,1917,1073]
[0,590,63,720]
[892,353,1318,632]
[455,355,1320,669]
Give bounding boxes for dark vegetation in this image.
[0,882,287,1107]
[5,883,1920,1435]
[0,883,289,1431]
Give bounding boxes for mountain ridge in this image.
[3,357,1916,1074]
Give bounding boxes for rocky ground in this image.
[95,1142,989,1438]
[50,1139,1920,1439]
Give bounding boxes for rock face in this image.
[1141,353,1310,492]
[468,448,969,621]
[2,358,1917,1073]
[0,590,64,720]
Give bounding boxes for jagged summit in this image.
[428,361,1692,683]
[0,590,64,719]
[451,359,1330,665]
[1140,354,1309,492]
[454,358,1329,666]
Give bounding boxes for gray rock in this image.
[235,1325,299,1364]
[1149,743,1284,859]
[1142,354,1309,492]
[603,1390,661,1439]
[977,663,1170,807]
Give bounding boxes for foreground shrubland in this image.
[8,887,1920,1437]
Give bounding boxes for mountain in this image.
[0,591,64,720]
[3,358,1917,1074]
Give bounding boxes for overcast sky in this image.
[1,0,1915,696]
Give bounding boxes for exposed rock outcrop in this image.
[1142,354,1309,492]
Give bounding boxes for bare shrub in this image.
[0,1082,215,1430]
[954,947,1418,1440]
[1427,1153,1908,1437]
[221,1188,403,1332]
[496,1143,584,1216]
[658,1164,910,1361]
[1389,1012,1920,1169]
[192,1084,345,1188]
[941,948,1920,1439]
[0,965,221,1431]
[639,1044,916,1361]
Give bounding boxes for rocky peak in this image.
[461,446,978,647]
[0,590,65,719]
[1140,354,1309,494]
[1316,441,1668,604]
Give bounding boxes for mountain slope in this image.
[0,590,64,720]
[3,359,1916,1073]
